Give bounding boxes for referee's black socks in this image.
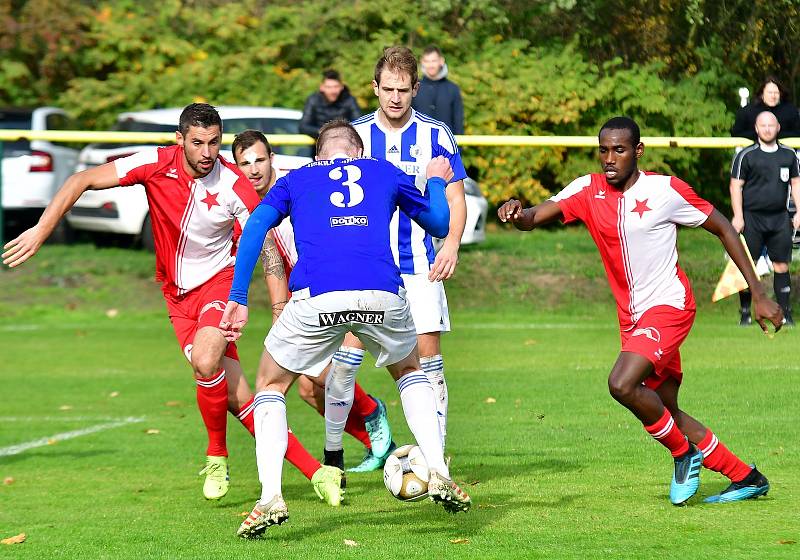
[774,272,792,315]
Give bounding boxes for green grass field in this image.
[1,229,798,558]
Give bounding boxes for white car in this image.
[1,107,80,239]
[460,177,488,245]
[66,106,488,249]
[67,107,314,249]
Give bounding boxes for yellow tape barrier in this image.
[0,129,799,149]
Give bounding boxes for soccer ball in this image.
[383,444,429,501]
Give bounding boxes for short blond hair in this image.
[374,46,418,86]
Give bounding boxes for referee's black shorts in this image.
[742,210,793,263]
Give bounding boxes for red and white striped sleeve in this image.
[230,174,261,237]
[668,176,714,227]
[550,174,592,224]
[114,148,161,187]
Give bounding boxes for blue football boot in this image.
[348,441,396,473]
[363,396,393,458]
[670,443,703,505]
[704,466,769,504]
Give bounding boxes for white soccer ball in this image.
[383,444,430,502]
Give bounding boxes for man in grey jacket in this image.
[412,46,464,135]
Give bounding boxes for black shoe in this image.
[324,448,346,488]
[739,308,752,326]
[783,311,794,326]
[704,466,769,503]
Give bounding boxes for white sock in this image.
[324,347,362,451]
[396,371,448,477]
[253,390,288,503]
[420,355,447,447]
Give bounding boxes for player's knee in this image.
[192,351,222,379]
[607,376,636,404]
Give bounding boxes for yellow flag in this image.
[712,235,760,302]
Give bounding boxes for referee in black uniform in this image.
[730,111,800,325]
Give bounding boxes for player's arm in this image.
[402,157,451,239]
[429,138,468,281]
[497,199,564,231]
[261,230,289,323]
[2,163,121,267]
[729,178,745,233]
[702,209,783,332]
[429,179,466,281]
[221,202,284,341]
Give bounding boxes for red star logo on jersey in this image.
[201,190,219,211]
[632,199,651,218]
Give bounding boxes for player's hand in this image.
[792,211,800,232]
[2,225,47,268]
[426,156,454,183]
[429,242,459,281]
[498,199,525,223]
[731,215,745,234]
[753,296,783,335]
[219,301,249,342]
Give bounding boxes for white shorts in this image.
[265,289,417,377]
[402,273,451,334]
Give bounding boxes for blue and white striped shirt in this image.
[352,109,467,274]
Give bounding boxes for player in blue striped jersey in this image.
[317,47,466,469]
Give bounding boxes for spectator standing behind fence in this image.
[412,46,464,134]
[731,76,800,141]
[299,70,361,139]
[730,111,800,326]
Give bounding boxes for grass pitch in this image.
[1,229,798,558]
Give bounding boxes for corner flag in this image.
[712,235,760,302]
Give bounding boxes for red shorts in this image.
[162,267,239,363]
[620,305,695,390]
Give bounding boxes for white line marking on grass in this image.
[0,416,143,422]
[0,416,145,457]
[462,323,610,330]
[0,325,41,331]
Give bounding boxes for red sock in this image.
[195,369,228,457]
[285,428,321,480]
[351,383,377,417]
[345,415,371,449]
[234,397,255,436]
[697,430,751,482]
[644,408,690,457]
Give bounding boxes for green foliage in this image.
[3,0,795,209]
[458,42,733,206]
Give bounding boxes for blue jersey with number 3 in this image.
[262,156,429,296]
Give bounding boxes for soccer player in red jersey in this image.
[2,104,342,505]
[498,116,781,505]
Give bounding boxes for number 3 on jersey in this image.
[329,165,364,208]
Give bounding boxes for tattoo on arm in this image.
[261,232,286,280]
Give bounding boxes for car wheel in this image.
[140,213,155,252]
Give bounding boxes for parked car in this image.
[67,106,489,249]
[460,177,488,245]
[1,107,80,239]
[67,107,313,249]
